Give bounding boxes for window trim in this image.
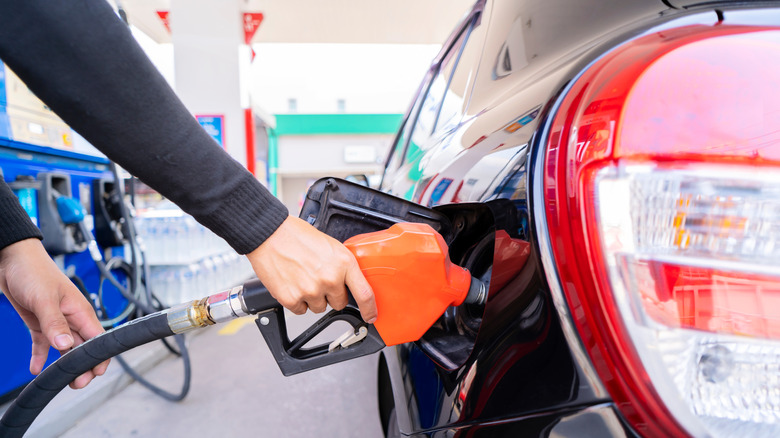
[380,10,482,189]
[431,19,475,134]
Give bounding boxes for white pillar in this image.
[170,0,247,166]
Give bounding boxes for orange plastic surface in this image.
[344,222,471,346]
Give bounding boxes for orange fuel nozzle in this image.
[344,222,485,346]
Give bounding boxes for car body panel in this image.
[378,0,780,436]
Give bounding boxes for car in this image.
[373,0,780,437]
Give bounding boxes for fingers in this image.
[60,282,109,385]
[325,285,349,311]
[93,359,110,377]
[265,285,306,315]
[274,287,327,314]
[34,284,101,387]
[70,370,96,390]
[248,216,376,320]
[305,285,330,313]
[73,331,110,385]
[286,301,309,315]
[29,331,50,375]
[1,238,107,390]
[307,301,328,314]
[36,296,75,353]
[269,257,352,314]
[314,263,346,313]
[344,254,376,324]
[294,279,331,314]
[31,332,105,389]
[71,357,109,389]
[60,289,105,344]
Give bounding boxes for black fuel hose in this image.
[114,334,191,402]
[0,281,363,436]
[0,311,173,438]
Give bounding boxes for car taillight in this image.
[543,23,780,438]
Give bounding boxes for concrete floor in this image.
[19,310,384,437]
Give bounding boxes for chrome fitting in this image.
[207,286,249,324]
[464,277,487,306]
[167,299,214,334]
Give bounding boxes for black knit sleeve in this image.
[0,0,288,254]
[0,179,43,251]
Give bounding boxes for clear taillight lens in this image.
[595,163,780,436]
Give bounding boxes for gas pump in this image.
[0,60,130,402]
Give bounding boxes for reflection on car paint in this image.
[428,178,454,206]
[489,147,529,202]
[503,106,541,133]
[408,346,444,430]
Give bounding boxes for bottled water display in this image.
[134,209,254,305]
[134,211,229,265]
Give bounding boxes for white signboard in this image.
[343,145,377,164]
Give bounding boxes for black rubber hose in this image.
[93,255,156,315]
[114,333,191,402]
[0,311,173,438]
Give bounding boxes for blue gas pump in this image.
[0,62,131,402]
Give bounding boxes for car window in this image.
[384,85,425,175]
[433,23,474,136]
[382,17,477,193]
[405,26,470,167]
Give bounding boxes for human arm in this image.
[0,0,376,321]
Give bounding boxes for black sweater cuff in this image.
[0,181,43,250]
[198,176,289,255]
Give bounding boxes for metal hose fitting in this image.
[206,285,250,323]
[166,285,251,333]
[166,299,214,334]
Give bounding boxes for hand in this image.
[0,238,109,389]
[246,216,377,323]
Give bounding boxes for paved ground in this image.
[8,310,384,438]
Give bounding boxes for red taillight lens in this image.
[637,262,780,338]
[544,24,780,437]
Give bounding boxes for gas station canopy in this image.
[122,0,475,45]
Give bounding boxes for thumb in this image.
[37,300,75,351]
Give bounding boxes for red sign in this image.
[157,10,170,34]
[243,13,264,45]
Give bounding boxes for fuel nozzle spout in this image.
[465,276,487,306]
[344,222,487,346]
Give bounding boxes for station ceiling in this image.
[121,0,475,45]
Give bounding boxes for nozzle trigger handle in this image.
[241,279,386,376]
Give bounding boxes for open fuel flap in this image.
[256,177,498,375]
